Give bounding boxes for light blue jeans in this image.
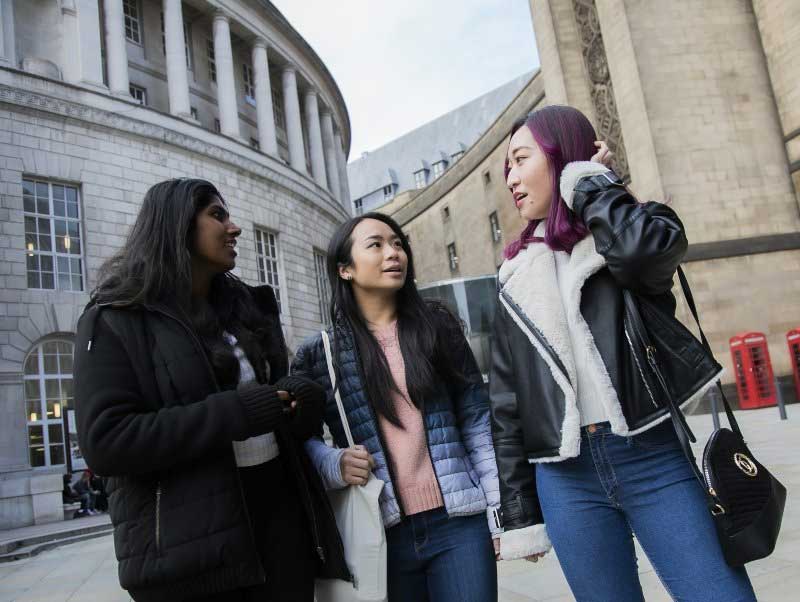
[536,421,756,602]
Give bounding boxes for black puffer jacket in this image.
[490,163,722,558]
[74,283,348,601]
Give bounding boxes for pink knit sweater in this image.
[371,321,444,515]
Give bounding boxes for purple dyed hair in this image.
[503,105,598,258]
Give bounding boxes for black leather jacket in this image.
[490,167,721,534]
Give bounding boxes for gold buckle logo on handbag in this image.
[734,453,758,477]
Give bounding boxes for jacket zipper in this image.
[155,482,162,553]
[291,446,326,562]
[499,290,572,388]
[420,403,447,508]
[148,306,268,578]
[623,327,659,409]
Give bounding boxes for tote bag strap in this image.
[321,330,355,448]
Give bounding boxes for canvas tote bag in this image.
[315,330,387,602]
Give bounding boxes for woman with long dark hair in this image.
[490,105,756,601]
[74,179,348,602]
[292,212,502,601]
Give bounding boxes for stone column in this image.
[0,0,17,69]
[333,131,351,209]
[213,11,241,138]
[163,0,192,118]
[252,39,279,156]
[320,110,341,199]
[304,91,327,186]
[60,0,106,90]
[102,0,130,97]
[282,67,306,173]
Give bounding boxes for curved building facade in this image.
[0,0,351,527]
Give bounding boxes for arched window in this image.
[23,340,74,468]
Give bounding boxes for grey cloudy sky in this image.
[271,0,540,161]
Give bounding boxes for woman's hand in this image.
[277,390,295,411]
[493,537,501,560]
[275,377,325,439]
[591,140,613,167]
[340,445,375,486]
[525,552,547,563]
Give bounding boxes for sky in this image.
[271,0,540,161]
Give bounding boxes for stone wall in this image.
[0,70,346,527]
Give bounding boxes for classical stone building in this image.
[347,72,533,217]
[0,0,351,528]
[393,1,800,401]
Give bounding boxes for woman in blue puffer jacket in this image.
[292,212,502,602]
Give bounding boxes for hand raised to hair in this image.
[591,140,614,167]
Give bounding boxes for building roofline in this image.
[254,0,352,156]
[391,70,544,225]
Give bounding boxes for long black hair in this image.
[327,212,465,426]
[92,178,282,388]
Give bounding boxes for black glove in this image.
[275,376,326,440]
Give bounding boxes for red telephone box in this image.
[729,332,777,409]
[787,328,800,403]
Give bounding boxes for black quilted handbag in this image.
[623,267,787,567]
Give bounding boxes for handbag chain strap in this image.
[675,267,741,435]
[321,330,356,448]
[625,266,742,507]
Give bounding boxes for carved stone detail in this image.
[573,0,630,182]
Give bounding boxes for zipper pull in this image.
[316,546,326,562]
[646,345,657,365]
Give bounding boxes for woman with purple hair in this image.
[489,105,756,601]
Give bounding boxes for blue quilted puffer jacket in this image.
[292,319,501,535]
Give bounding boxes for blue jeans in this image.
[536,421,756,602]
[386,507,497,602]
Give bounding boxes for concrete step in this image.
[0,514,111,555]
[0,527,113,563]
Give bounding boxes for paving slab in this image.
[0,406,796,601]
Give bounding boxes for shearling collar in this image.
[497,228,630,455]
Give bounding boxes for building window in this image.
[442,205,450,221]
[243,63,255,102]
[160,13,165,55]
[123,0,141,44]
[190,106,198,120]
[353,198,363,216]
[270,70,286,131]
[383,185,394,202]
[162,16,192,69]
[451,151,464,163]
[206,38,216,83]
[255,229,282,313]
[447,243,459,272]
[23,178,84,291]
[414,170,427,189]
[432,160,447,179]
[489,211,501,243]
[129,84,147,105]
[183,22,193,70]
[24,340,74,468]
[483,171,492,187]
[250,137,260,150]
[214,118,221,133]
[314,251,331,326]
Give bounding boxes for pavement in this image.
[0,404,797,601]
